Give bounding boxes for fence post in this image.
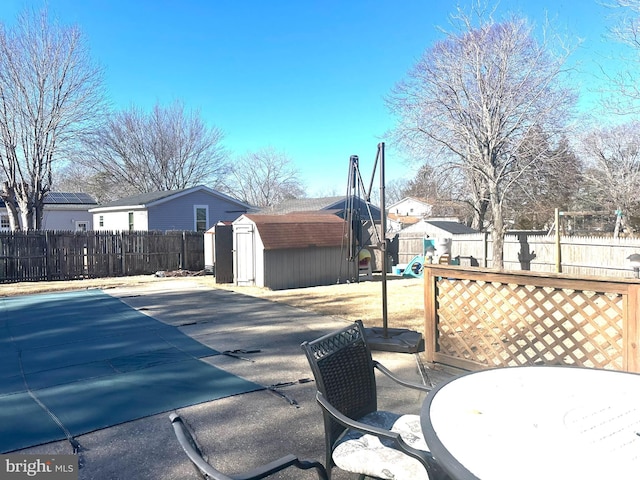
[45,230,51,281]
[181,231,186,270]
[626,284,640,373]
[482,231,488,268]
[555,208,562,273]
[423,267,437,363]
[120,230,125,274]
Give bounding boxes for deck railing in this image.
[423,264,640,373]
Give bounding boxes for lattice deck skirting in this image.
[424,265,640,372]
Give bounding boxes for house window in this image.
[0,214,9,230]
[194,205,208,232]
[99,215,104,227]
[75,221,88,232]
[128,212,134,231]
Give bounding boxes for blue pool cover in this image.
[0,289,262,453]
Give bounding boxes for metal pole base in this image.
[364,327,425,353]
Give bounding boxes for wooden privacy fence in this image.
[423,264,640,373]
[0,231,204,283]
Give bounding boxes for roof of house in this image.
[0,192,97,208]
[241,213,346,250]
[89,185,252,212]
[426,220,477,234]
[388,213,422,225]
[262,196,344,214]
[400,219,478,235]
[263,196,381,222]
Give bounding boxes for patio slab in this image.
[13,280,454,479]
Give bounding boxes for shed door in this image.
[214,224,233,283]
[234,224,255,285]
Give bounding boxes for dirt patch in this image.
[0,274,426,332]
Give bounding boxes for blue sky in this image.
[0,0,630,196]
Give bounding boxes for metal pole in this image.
[379,142,388,336]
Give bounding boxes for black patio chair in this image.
[301,320,448,480]
[170,413,328,480]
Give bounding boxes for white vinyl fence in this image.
[397,232,640,278]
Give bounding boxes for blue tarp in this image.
[0,290,262,453]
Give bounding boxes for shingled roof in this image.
[243,213,346,250]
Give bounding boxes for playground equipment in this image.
[401,238,452,278]
[358,248,373,280]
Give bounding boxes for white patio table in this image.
[420,365,640,480]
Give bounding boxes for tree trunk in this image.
[490,188,505,269]
[0,181,20,230]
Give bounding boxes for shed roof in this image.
[242,213,346,250]
[426,220,477,234]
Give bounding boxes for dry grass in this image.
[0,274,426,332]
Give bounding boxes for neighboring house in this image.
[395,219,478,265]
[388,197,433,217]
[387,213,422,233]
[233,213,349,290]
[0,192,97,231]
[400,219,478,237]
[387,197,434,233]
[89,186,252,232]
[262,195,382,222]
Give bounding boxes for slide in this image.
[402,255,424,278]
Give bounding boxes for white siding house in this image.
[388,197,433,217]
[1,192,97,231]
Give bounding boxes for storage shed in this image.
[233,213,349,290]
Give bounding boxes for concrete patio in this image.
[14,280,454,479]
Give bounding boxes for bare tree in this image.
[53,163,131,203]
[222,147,305,208]
[384,178,408,205]
[0,7,105,230]
[611,0,640,49]
[388,6,576,267]
[603,0,640,114]
[578,121,640,237]
[80,101,228,195]
[505,132,582,230]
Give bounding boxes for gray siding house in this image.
[89,186,252,232]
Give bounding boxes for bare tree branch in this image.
[80,100,228,196]
[579,121,640,236]
[222,147,305,208]
[0,7,105,229]
[387,6,576,267]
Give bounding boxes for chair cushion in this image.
[332,411,430,480]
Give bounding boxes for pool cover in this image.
[0,289,262,453]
